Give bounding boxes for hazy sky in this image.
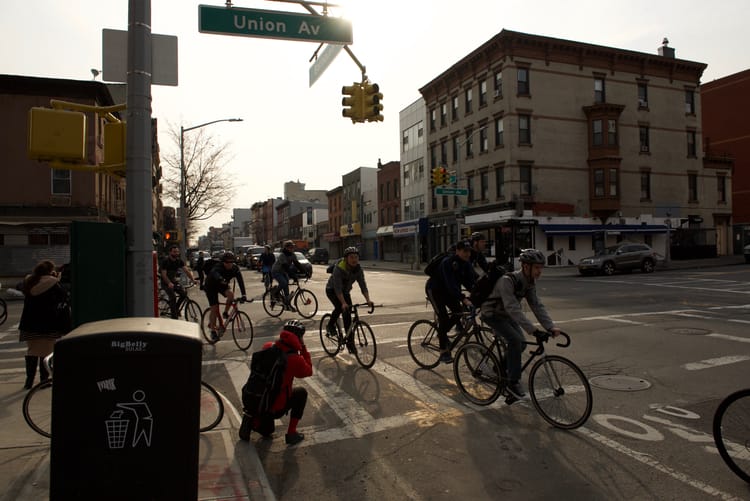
[3,0,748,236]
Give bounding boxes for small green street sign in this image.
[198,5,353,44]
[435,187,469,196]
[449,174,457,184]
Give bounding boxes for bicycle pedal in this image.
[505,395,519,406]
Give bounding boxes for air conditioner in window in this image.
[640,145,649,152]
[494,89,502,98]
[638,99,648,108]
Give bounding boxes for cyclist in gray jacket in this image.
[480,248,560,400]
[325,246,373,353]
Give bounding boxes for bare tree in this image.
[160,123,237,240]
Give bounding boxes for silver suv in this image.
[578,242,660,276]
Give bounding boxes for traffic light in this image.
[342,83,364,123]
[431,167,442,186]
[437,167,449,185]
[164,230,180,243]
[362,82,384,122]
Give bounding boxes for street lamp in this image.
[455,126,487,240]
[179,118,242,258]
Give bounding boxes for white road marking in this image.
[707,333,750,344]
[682,355,750,371]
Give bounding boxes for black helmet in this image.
[519,248,545,265]
[470,232,486,242]
[222,251,235,262]
[283,319,305,339]
[455,240,473,251]
[344,246,359,257]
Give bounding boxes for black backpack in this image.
[241,344,294,417]
[469,268,522,307]
[424,251,449,277]
[203,258,219,275]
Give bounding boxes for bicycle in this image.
[158,282,201,323]
[453,330,592,429]
[261,265,272,292]
[262,277,318,319]
[0,296,6,326]
[200,297,254,350]
[22,355,224,438]
[713,388,750,483]
[318,303,378,369]
[407,306,493,369]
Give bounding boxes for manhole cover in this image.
[590,375,651,391]
[667,327,711,335]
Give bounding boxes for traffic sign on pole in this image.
[434,187,469,196]
[198,5,353,44]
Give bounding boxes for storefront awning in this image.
[539,224,668,235]
[376,225,393,236]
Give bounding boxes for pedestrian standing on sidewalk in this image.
[19,260,70,389]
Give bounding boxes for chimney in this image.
[658,37,675,58]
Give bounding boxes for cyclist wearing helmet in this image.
[325,246,373,354]
[259,245,275,276]
[239,319,312,445]
[159,244,198,319]
[271,240,303,311]
[470,232,489,277]
[480,248,560,400]
[204,251,247,341]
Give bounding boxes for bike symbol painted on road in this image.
[105,389,153,449]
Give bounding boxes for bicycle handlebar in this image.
[351,302,379,314]
[533,329,570,347]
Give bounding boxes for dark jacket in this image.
[269,329,312,413]
[480,270,555,334]
[272,249,300,276]
[428,254,474,303]
[19,275,68,340]
[325,258,368,296]
[205,262,246,295]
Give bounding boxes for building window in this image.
[639,126,650,153]
[608,120,617,146]
[479,127,488,153]
[520,164,531,196]
[609,168,618,196]
[479,80,487,107]
[440,141,447,165]
[452,136,459,163]
[547,236,554,252]
[480,171,489,200]
[594,77,605,103]
[430,145,437,168]
[594,169,604,197]
[465,87,473,114]
[465,130,474,157]
[494,71,503,98]
[495,165,505,199]
[638,82,648,108]
[685,89,695,114]
[379,184,384,201]
[592,119,603,146]
[451,95,459,121]
[718,175,727,203]
[467,175,474,203]
[29,234,49,246]
[442,195,448,209]
[569,235,576,251]
[402,129,409,152]
[429,108,436,131]
[688,173,698,202]
[440,103,447,127]
[640,171,651,200]
[517,67,530,95]
[519,115,531,144]
[687,130,697,157]
[493,118,504,148]
[52,169,71,195]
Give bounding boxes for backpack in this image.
[203,258,219,275]
[469,268,522,307]
[241,344,294,417]
[424,251,449,277]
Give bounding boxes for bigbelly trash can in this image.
[50,317,202,500]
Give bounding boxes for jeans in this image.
[426,286,462,350]
[482,315,525,383]
[273,272,290,303]
[326,289,352,335]
[162,282,186,319]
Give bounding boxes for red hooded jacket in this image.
[263,329,313,413]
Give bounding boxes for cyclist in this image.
[259,245,275,285]
[195,251,206,290]
[159,244,197,319]
[425,240,475,364]
[203,251,247,341]
[479,248,560,400]
[470,232,490,278]
[325,246,373,354]
[271,240,303,311]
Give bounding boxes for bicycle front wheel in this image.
[294,288,318,319]
[353,321,377,369]
[231,311,254,351]
[158,298,171,318]
[319,313,341,356]
[407,319,441,369]
[23,379,53,438]
[183,299,202,324]
[0,297,7,326]
[529,355,592,429]
[199,381,224,432]
[262,289,284,317]
[453,342,503,405]
[713,388,750,483]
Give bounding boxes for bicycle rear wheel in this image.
[294,288,318,319]
[453,342,503,405]
[183,299,201,324]
[318,313,341,356]
[407,319,441,369]
[199,381,224,432]
[713,388,750,483]
[23,379,53,438]
[528,355,592,429]
[262,289,284,317]
[158,298,171,317]
[0,297,7,326]
[353,321,377,369]
[231,311,254,351]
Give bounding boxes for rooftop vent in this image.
[658,37,675,58]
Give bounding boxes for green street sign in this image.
[198,5,353,44]
[435,187,469,196]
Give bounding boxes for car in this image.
[307,248,329,264]
[245,246,265,269]
[578,242,660,276]
[273,251,313,278]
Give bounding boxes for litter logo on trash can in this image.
[105,389,153,449]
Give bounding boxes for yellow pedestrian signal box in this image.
[28,107,86,162]
[363,82,384,122]
[164,230,180,243]
[342,83,364,123]
[103,122,126,167]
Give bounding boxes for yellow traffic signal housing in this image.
[28,107,86,162]
[103,122,126,167]
[431,167,441,186]
[363,82,384,122]
[342,83,364,123]
[438,167,449,185]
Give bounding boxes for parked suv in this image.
[578,242,660,276]
[307,248,329,264]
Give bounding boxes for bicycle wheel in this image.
[262,289,284,317]
[199,381,224,432]
[23,379,53,438]
[407,319,441,369]
[231,311,254,351]
[713,388,750,483]
[158,298,171,317]
[183,299,201,324]
[294,288,318,319]
[0,297,7,326]
[318,313,341,356]
[353,321,377,369]
[528,355,592,430]
[200,308,219,344]
[453,342,503,405]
